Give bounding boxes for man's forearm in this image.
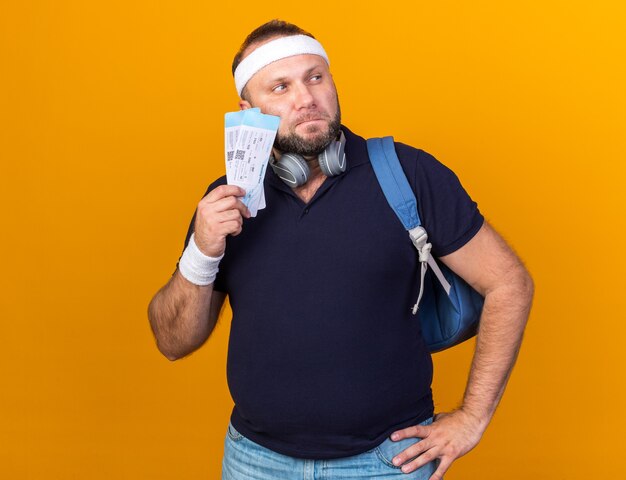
[389,224,534,478]
[459,266,534,428]
[147,270,218,361]
[147,184,247,360]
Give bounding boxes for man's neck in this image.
[293,156,326,204]
[271,149,328,203]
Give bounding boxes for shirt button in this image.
[304,208,309,214]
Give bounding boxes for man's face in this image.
[240,49,341,157]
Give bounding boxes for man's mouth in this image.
[298,119,322,126]
[295,115,325,126]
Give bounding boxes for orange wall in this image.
[1,1,624,478]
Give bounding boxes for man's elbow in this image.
[511,266,535,319]
[157,343,186,362]
[155,336,205,362]
[519,266,535,303]
[162,349,181,362]
[490,263,535,310]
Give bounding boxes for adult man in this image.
[148,19,534,480]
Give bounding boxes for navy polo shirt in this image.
[178,125,484,459]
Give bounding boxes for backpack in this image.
[366,137,484,352]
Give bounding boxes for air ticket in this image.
[224,109,280,216]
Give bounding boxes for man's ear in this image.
[239,99,252,111]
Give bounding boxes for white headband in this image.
[234,34,330,97]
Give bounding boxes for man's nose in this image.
[293,83,315,109]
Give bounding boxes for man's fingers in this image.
[227,199,250,219]
[391,439,431,467]
[391,424,431,441]
[204,184,246,203]
[222,220,243,237]
[217,209,245,224]
[214,214,243,235]
[207,195,241,213]
[390,410,483,477]
[399,447,439,473]
[192,185,251,256]
[237,201,252,219]
[205,196,250,218]
[428,456,453,480]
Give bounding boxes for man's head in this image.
[232,20,341,158]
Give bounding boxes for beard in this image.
[274,100,342,157]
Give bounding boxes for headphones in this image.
[269,131,347,187]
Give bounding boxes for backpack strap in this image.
[366,137,452,313]
[365,137,421,230]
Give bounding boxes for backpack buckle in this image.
[409,226,428,251]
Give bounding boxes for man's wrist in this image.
[178,233,224,286]
[457,405,492,433]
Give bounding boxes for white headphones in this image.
[269,131,347,187]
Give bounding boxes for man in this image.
[148,19,534,480]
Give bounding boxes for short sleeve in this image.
[409,148,484,257]
[173,176,228,292]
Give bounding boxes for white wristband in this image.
[178,233,224,286]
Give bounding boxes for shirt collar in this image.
[341,124,369,170]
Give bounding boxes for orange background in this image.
[1,1,625,478]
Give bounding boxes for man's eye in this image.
[273,84,287,92]
[310,75,322,81]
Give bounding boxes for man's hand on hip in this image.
[389,409,487,479]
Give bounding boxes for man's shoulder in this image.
[392,140,442,169]
[388,139,459,184]
[342,125,434,172]
[342,124,442,170]
[210,175,228,186]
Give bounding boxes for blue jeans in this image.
[221,418,439,480]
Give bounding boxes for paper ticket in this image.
[224,109,280,216]
[225,108,260,184]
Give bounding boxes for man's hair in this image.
[232,19,315,100]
